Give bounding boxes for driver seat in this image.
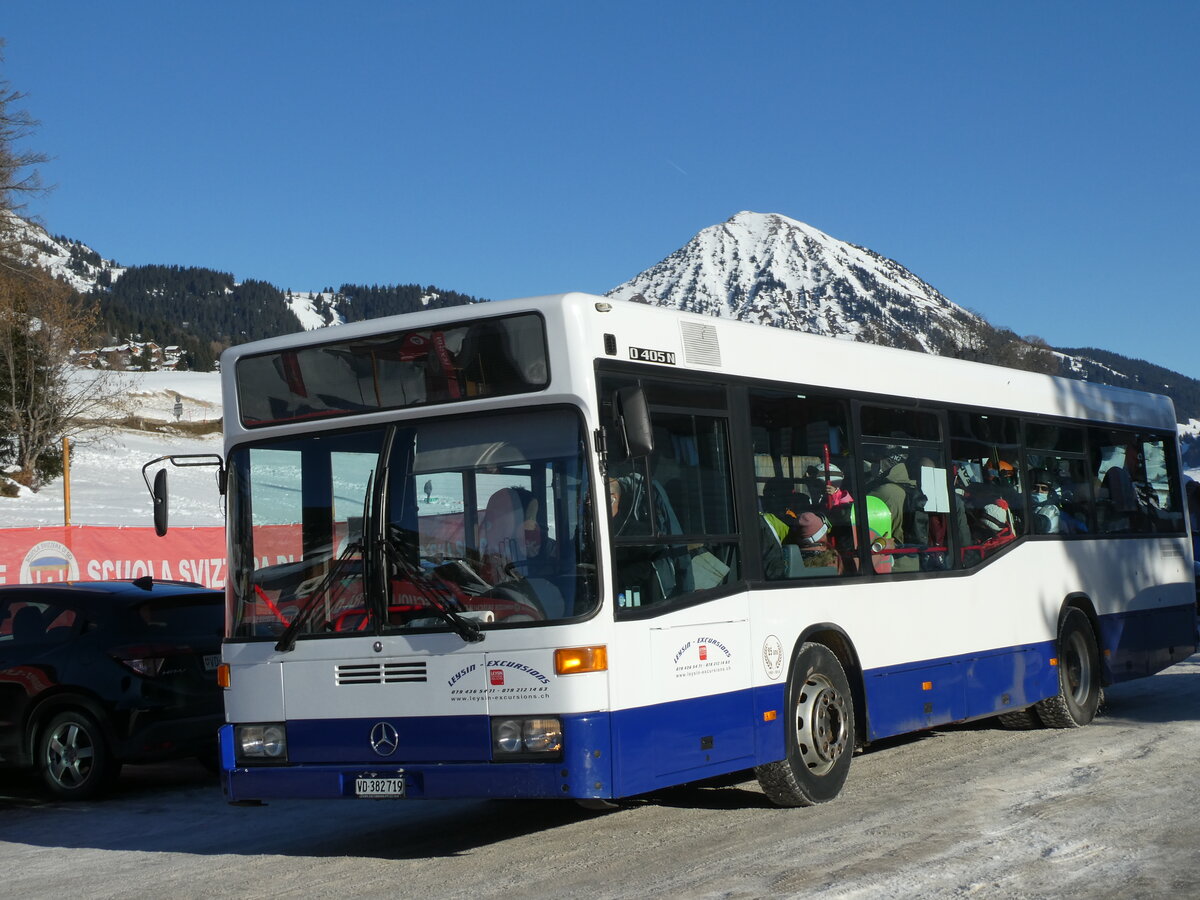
[481,487,540,577]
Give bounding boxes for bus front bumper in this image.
[217,720,615,802]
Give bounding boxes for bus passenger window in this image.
[1089,429,1182,534]
[949,411,1021,566]
[1024,422,1091,536]
[859,405,949,574]
[748,389,857,579]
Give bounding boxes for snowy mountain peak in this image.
[6,214,125,293]
[607,210,985,355]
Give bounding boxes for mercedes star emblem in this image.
[369,721,399,757]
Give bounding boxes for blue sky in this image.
[4,2,1198,378]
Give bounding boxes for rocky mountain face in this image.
[9,215,126,293]
[606,211,988,356]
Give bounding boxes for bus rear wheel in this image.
[755,642,854,807]
[1035,608,1102,728]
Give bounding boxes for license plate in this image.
[203,654,220,672]
[355,776,406,798]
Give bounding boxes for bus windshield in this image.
[227,408,597,640]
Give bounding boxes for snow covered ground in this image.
[1,371,225,528]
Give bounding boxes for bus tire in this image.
[755,642,854,807]
[1035,608,1102,728]
[996,707,1042,730]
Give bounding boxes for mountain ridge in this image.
[12,210,1200,422]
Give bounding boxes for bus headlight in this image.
[490,717,562,758]
[235,723,288,762]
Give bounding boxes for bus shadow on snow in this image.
[0,769,619,860]
[0,758,218,808]
[1089,654,1200,724]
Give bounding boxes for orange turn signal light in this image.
[921,681,933,691]
[763,710,778,722]
[217,663,231,688]
[555,645,608,675]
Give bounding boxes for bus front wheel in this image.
[755,642,854,807]
[1035,608,1102,728]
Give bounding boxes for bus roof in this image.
[220,292,1178,434]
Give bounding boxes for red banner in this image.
[0,512,478,590]
[0,526,227,588]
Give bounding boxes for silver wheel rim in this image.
[1065,630,1092,706]
[794,671,849,776]
[45,722,96,789]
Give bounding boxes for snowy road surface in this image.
[2,655,1199,899]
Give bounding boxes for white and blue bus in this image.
[151,293,1196,807]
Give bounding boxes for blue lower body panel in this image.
[609,689,759,798]
[1099,603,1197,682]
[221,604,1197,802]
[862,603,1197,741]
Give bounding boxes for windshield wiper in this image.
[387,541,484,643]
[274,539,364,653]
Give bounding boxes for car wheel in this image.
[38,710,120,800]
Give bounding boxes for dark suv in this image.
[0,578,224,799]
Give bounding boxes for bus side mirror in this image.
[142,453,224,537]
[614,387,655,458]
[153,468,169,536]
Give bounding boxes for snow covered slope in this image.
[8,214,125,293]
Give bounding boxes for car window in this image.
[0,601,78,645]
[130,597,224,638]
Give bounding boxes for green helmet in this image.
[850,494,893,540]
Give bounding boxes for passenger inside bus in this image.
[794,512,843,575]
[865,460,929,571]
[758,506,794,580]
[758,479,806,579]
[802,464,853,518]
[1028,468,1063,534]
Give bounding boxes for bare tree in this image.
[0,40,50,268]
[0,43,134,492]
[0,264,127,489]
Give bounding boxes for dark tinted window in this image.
[860,406,941,442]
[1089,428,1183,534]
[236,313,548,427]
[0,599,80,644]
[129,598,223,638]
[1025,422,1084,453]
